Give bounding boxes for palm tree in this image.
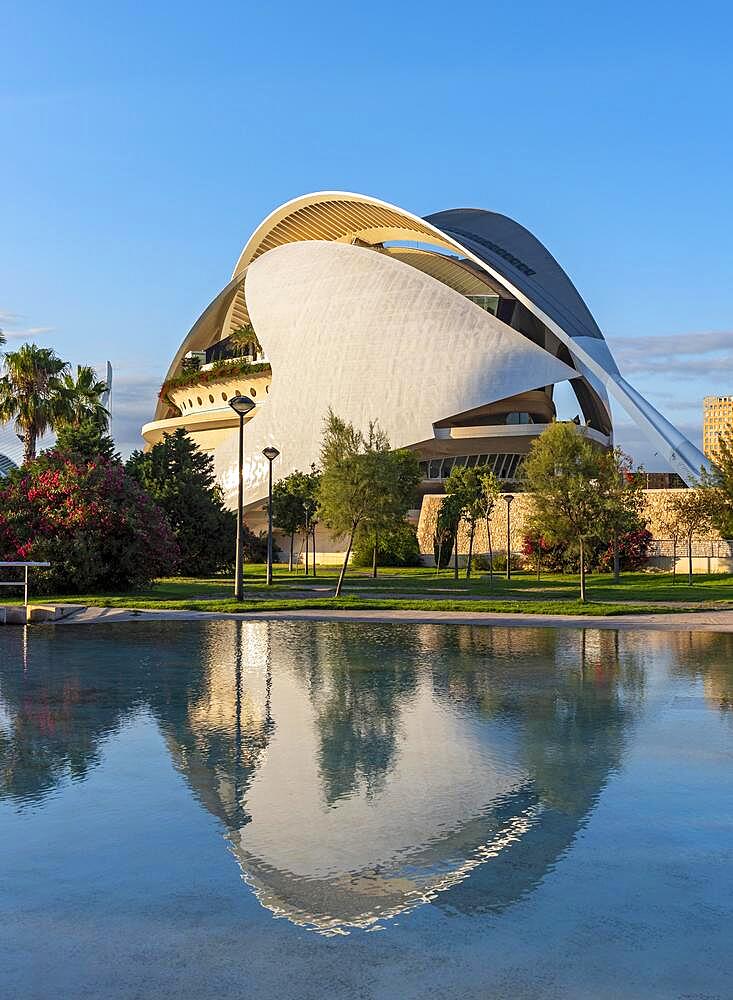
[60,365,110,431]
[0,344,69,464]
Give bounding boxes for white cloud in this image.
[607,330,733,378]
[0,309,54,340]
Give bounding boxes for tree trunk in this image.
[289,533,294,573]
[335,527,355,597]
[312,529,317,577]
[453,532,459,581]
[579,537,587,603]
[613,535,620,583]
[466,523,475,580]
[487,518,493,587]
[536,542,542,582]
[435,539,443,576]
[23,431,36,467]
[372,529,378,579]
[672,539,677,582]
[688,533,693,586]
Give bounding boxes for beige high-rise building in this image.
[703,395,733,461]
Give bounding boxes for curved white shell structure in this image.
[144,191,708,504]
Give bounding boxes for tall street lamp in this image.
[262,446,280,586]
[504,493,515,582]
[303,501,313,576]
[229,395,256,601]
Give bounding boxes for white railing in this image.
[0,562,51,606]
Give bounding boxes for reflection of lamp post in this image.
[228,395,256,601]
[262,446,280,586]
[504,493,515,581]
[304,501,313,576]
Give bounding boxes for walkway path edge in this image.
[48,605,733,632]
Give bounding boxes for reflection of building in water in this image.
[164,623,643,934]
[6,621,715,936]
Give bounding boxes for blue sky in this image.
[1,0,731,462]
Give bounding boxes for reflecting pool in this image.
[1,622,732,999]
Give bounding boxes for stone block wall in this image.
[416,488,723,563]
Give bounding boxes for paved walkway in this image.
[52,604,733,632]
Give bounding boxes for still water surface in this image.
[1,621,732,998]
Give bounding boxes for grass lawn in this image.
[9,565,733,617]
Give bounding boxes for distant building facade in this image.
[703,395,733,463]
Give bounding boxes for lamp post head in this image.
[504,493,515,505]
[262,446,280,463]
[229,395,255,417]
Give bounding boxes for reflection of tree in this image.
[0,629,144,805]
[0,621,275,817]
[666,632,733,715]
[285,623,419,804]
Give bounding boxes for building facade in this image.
[143,192,709,536]
[703,395,733,463]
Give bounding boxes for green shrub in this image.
[352,521,421,567]
[473,551,523,573]
[0,449,177,594]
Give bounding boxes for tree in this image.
[668,489,715,585]
[658,499,684,582]
[444,465,484,579]
[317,411,415,597]
[521,422,610,602]
[701,431,733,540]
[479,468,502,586]
[360,447,420,578]
[352,521,421,567]
[597,449,646,583]
[435,492,464,580]
[54,420,119,464]
[59,364,109,430]
[272,467,320,571]
[126,429,251,575]
[0,344,69,464]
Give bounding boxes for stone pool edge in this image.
[39,604,733,632]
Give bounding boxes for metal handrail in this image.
[0,562,51,606]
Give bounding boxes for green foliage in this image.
[0,447,177,594]
[434,492,463,570]
[665,488,717,584]
[54,421,119,464]
[702,431,733,537]
[126,429,260,574]
[521,423,640,600]
[160,358,271,407]
[272,466,321,569]
[352,521,421,567]
[317,410,418,594]
[473,551,523,573]
[444,465,487,578]
[58,364,110,431]
[0,343,69,464]
[228,325,262,355]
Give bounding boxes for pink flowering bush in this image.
[0,449,179,593]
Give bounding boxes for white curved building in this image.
[143,192,708,515]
